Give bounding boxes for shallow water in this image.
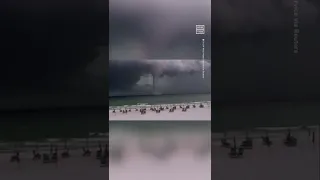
[109,93,211,106]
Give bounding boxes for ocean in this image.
[109,93,211,106]
[109,93,211,120]
[1,102,319,141]
[0,102,318,137]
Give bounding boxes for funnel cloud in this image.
[109,60,211,95]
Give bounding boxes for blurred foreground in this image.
[109,121,211,180]
[212,126,319,180]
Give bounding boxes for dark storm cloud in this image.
[0,1,108,96]
[0,0,110,109]
[109,0,211,94]
[109,0,211,60]
[109,60,152,91]
[211,0,320,102]
[3,0,319,104]
[109,60,210,91]
[212,0,318,33]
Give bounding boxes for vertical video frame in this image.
[109,0,211,121]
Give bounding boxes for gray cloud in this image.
[109,0,211,60]
[212,0,318,33]
[109,60,211,95]
[109,0,211,95]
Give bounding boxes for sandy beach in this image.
[109,102,211,120]
[109,127,211,180]
[212,126,319,180]
[0,138,108,180]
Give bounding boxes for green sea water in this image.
[109,93,211,106]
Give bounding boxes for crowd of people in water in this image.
[218,127,316,159]
[9,142,108,167]
[111,103,208,115]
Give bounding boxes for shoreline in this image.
[109,101,211,121]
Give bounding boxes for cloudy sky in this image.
[1,0,320,108]
[109,0,211,95]
[0,1,109,109]
[211,0,320,102]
